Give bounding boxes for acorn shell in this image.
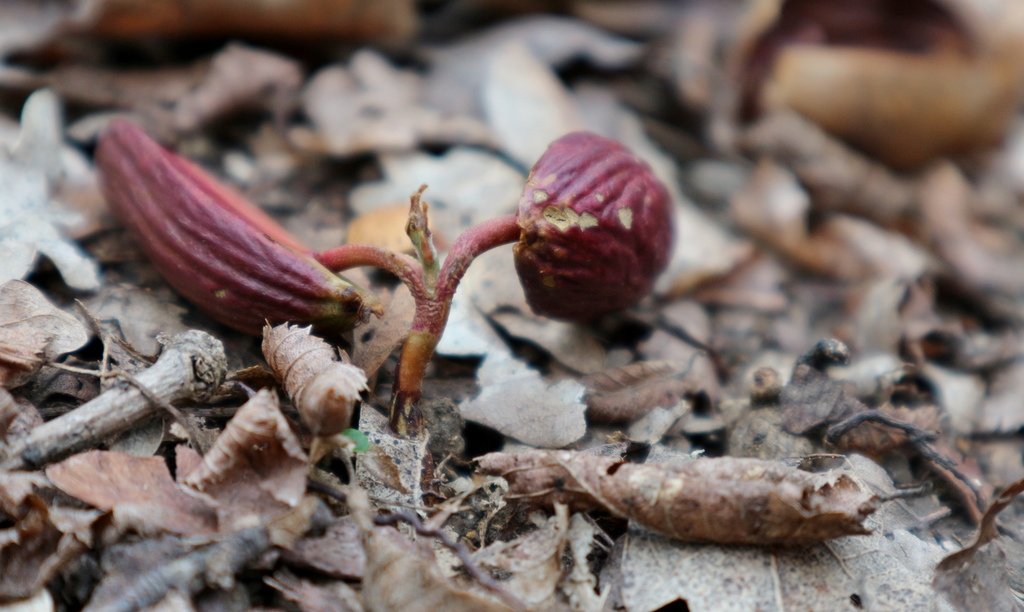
[513,132,673,321]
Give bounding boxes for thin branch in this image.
[120,371,206,454]
[315,244,429,301]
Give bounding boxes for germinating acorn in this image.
[96,120,379,335]
[513,132,674,321]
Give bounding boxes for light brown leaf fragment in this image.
[0,474,88,602]
[0,280,89,387]
[347,488,511,612]
[933,477,1024,611]
[0,389,42,443]
[46,450,217,536]
[562,513,607,611]
[267,570,365,612]
[477,450,877,545]
[263,323,367,436]
[583,359,714,424]
[920,163,1024,297]
[460,353,586,448]
[473,505,569,608]
[355,405,425,510]
[281,516,366,580]
[352,285,416,379]
[181,390,307,528]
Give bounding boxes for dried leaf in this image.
[781,362,865,436]
[0,280,89,387]
[0,90,100,290]
[350,148,522,233]
[295,50,493,157]
[731,160,931,280]
[352,285,416,379]
[460,353,586,449]
[460,248,606,373]
[267,570,365,612]
[424,15,642,117]
[742,111,918,224]
[477,450,877,545]
[281,516,365,580]
[933,477,1024,611]
[482,42,584,168]
[0,478,88,602]
[355,405,426,510]
[583,359,715,424]
[920,163,1024,298]
[348,488,511,612]
[603,454,948,610]
[0,0,414,56]
[474,505,569,608]
[263,323,367,436]
[181,390,308,528]
[45,450,217,536]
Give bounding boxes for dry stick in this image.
[1,330,226,470]
[119,370,206,454]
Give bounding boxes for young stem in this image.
[314,244,428,301]
[315,213,521,437]
[387,213,521,435]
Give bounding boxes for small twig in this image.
[308,480,523,609]
[43,362,207,453]
[1,330,226,470]
[824,410,938,445]
[120,371,205,454]
[826,409,985,520]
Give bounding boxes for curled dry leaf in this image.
[181,389,308,528]
[262,323,367,436]
[477,450,877,546]
[0,279,90,387]
[45,449,218,536]
[583,358,716,424]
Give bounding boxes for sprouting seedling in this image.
[97,124,674,437]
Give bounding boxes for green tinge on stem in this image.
[406,185,439,295]
[314,210,521,437]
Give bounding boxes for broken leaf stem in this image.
[314,187,521,436]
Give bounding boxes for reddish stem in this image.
[315,214,521,436]
[437,214,521,300]
[389,214,520,434]
[315,244,429,301]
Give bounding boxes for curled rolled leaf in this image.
[262,323,367,436]
[477,449,877,546]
